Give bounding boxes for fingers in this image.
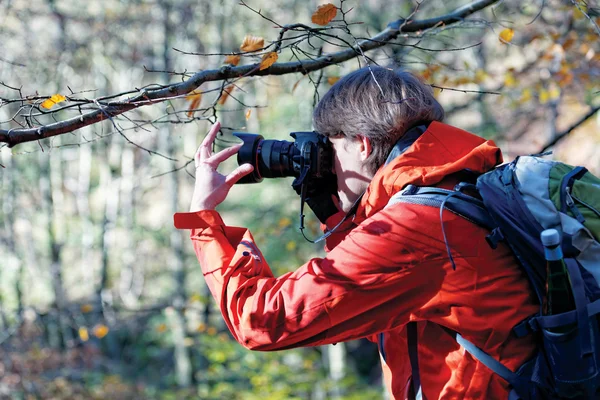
[204,142,243,167]
[225,164,254,186]
[195,121,221,166]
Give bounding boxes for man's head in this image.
[313,66,444,212]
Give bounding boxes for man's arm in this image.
[174,206,447,351]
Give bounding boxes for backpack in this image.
[388,155,600,399]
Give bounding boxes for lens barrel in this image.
[234,133,297,183]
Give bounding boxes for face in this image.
[329,135,374,213]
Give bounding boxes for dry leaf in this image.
[259,52,278,70]
[225,54,241,66]
[156,323,168,333]
[312,4,337,26]
[80,304,93,313]
[40,94,66,109]
[240,35,264,52]
[245,109,252,120]
[186,90,202,118]
[327,76,340,85]
[499,28,515,43]
[79,327,89,342]
[93,324,109,339]
[218,85,235,105]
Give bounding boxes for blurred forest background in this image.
[0,0,598,398]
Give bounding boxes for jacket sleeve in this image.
[174,207,447,351]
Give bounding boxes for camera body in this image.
[233,131,335,186]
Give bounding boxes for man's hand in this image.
[190,121,254,212]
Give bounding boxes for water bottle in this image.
[541,229,576,333]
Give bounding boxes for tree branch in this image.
[0,0,499,148]
[540,105,600,153]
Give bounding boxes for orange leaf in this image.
[225,54,241,66]
[311,4,337,26]
[80,304,93,313]
[240,35,264,52]
[218,85,235,105]
[245,109,252,120]
[40,94,66,109]
[186,91,202,118]
[259,52,278,70]
[499,28,515,44]
[327,76,340,85]
[93,324,109,339]
[79,327,89,342]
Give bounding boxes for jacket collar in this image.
[355,121,503,223]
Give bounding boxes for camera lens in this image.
[234,133,298,183]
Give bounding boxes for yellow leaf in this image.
[286,241,297,251]
[548,85,561,101]
[539,88,549,104]
[196,323,206,332]
[40,94,66,109]
[504,71,516,87]
[190,293,203,303]
[519,88,532,103]
[259,52,278,71]
[79,327,89,342]
[207,327,217,335]
[240,35,264,52]
[225,54,241,66]
[218,85,235,105]
[474,69,488,84]
[311,3,337,26]
[93,324,109,339]
[156,323,167,333]
[573,4,588,20]
[186,90,202,118]
[327,76,340,85]
[80,304,93,313]
[499,28,515,44]
[245,109,252,120]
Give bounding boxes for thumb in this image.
[225,163,254,186]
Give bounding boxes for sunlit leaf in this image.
[80,304,93,313]
[240,35,264,52]
[40,94,66,109]
[539,88,550,104]
[474,69,488,84]
[186,90,202,118]
[93,324,109,339]
[225,54,241,66]
[245,109,252,120]
[79,327,89,342]
[190,293,203,303]
[311,4,337,25]
[156,323,167,333]
[549,85,561,100]
[327,76,340,85]
[259,52,278,71]
[286,241,297,251]
[504,71,516,87]
[196,323,206,332]
[499,28,515,43]
[573,4,588,20]
[218,85,235,105]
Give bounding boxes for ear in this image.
[358,135,372,161]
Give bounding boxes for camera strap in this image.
[299,191,364,244]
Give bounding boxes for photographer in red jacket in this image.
[174,67,537,399]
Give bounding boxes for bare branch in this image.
[541,105,600,152]
[0,0,500,148]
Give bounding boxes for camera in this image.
[232,131,339,228]
[233,131,334,185]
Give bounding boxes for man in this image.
[174,67,538,399]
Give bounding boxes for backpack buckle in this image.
[485,227,504,249]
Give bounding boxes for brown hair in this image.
[313,66,445,174]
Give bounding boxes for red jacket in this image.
[174,122,538,399]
